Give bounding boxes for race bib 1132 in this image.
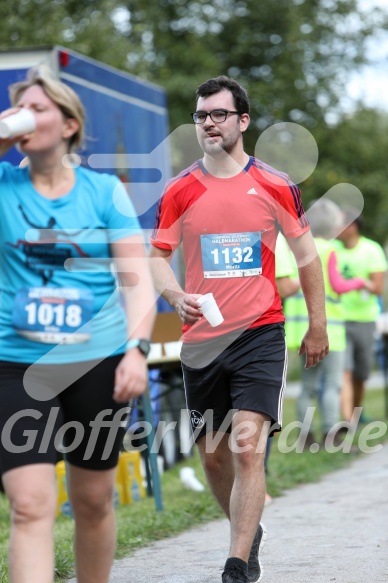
[200,232,262,278]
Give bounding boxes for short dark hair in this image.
[195,76,250,115]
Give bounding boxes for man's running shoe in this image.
[222,559,249,583]
[247,523,267,583]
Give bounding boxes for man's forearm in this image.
[150,255,185,310]
[298,255,327,326]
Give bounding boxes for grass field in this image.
[0,388,387,582]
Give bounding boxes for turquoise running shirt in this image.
[0,162,141,364]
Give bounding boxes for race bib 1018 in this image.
[12,287,93,344]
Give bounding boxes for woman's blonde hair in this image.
[9,65,85,152]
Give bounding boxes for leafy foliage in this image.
[0,0,387,242]
[1,1,385,130]
[304,108,388,244]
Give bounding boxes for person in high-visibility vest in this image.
[274,232,300,301]
[284,199,373,449]
[263,233,300,506]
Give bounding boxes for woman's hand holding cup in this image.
[0,108,36,156]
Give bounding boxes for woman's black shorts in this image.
[0,355,128,475]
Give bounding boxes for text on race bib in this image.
[12,287,93,344]
[200,232,262,278]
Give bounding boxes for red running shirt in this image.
[151,157,310,342]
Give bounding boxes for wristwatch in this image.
[125,338,151,358]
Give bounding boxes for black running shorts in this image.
[181,324,287,441]
[0,355,128,475]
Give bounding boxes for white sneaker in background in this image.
[179,467,205,491]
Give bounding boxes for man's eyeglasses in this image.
[191,109,240,124]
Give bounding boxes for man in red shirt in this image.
[150,76,328,583]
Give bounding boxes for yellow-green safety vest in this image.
[284,238,346,352]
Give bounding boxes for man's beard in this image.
[201,134,235,157]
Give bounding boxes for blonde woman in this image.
[0,68,155,583]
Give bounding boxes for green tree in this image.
[302,109,388,245]
[0,0,131,63]
[1,0,386,245]
[122,0,386,151]
[1,1,386,146]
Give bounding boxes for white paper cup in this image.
[197,293,224,327]
[0,109,36,139]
